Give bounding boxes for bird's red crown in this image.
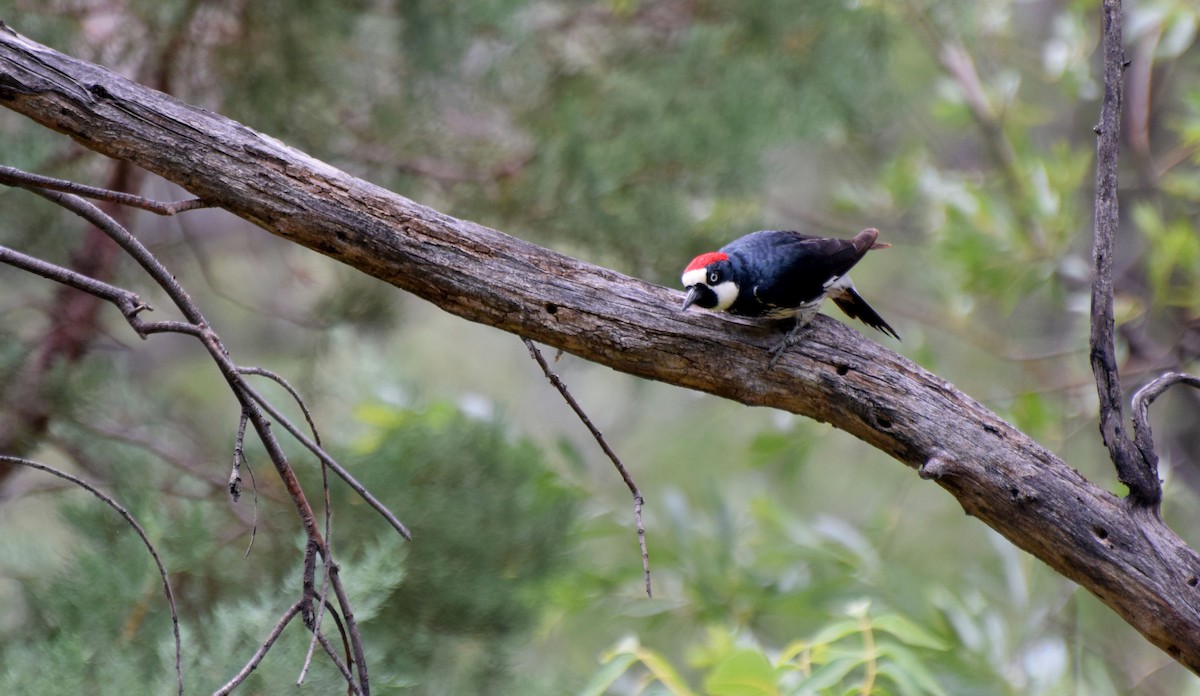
[684,251,728,273]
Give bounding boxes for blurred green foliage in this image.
[1,0,1200,694]
[584,600,952,696]
[0,401,576,693]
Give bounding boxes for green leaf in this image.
[598,636,699,696]
[578,652,640,696]
[876,642,951,696]
[794,656,863,692]
[703,649,779,696]
[806,619,864,648]
[871,614,950,651]
[635,645,699,696]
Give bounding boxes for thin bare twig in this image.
[237,381,411,541]
[231,411,248,502]
[231,411,262,558]
[1132,372,1200,473]
[0,163,210,215]
[0,244,149,319]
[1089,0,1162,507]
[325,561,368,692]
[6,178,369,694]
[298,565,329,684]
[28,186,333,537]
[0,455,183,696]
[301,446,335,686]
[298,537,357,692]
[312,626,362,696]
[241,452,261,559]
[233,366,339,678]
[237,367,322,447]
[522,338,652,598]
[212,601,305,696]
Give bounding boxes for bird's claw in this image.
[766,339,790,370]
[766,321,811,370]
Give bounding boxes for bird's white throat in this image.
[710,280,738,311]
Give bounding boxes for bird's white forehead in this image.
[681,267,708,287]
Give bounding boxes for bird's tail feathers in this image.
[829,284,900,340]
[852,227,891,252]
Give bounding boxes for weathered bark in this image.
[2,24,1199,671]
[1089,0,1161,507]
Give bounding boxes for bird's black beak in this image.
[682,286,700,311]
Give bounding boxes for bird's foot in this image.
[766,321,812,370]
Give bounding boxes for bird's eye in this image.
[708,271,720,284]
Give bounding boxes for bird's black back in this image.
[721,230,870,317]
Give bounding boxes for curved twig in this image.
[237,367,322,447]
[231,410,263,559]
[237,381,411,541]
[234,365,341,662]
[0,455,183,696]
[4,180,369,693]
[1131,372,1200,473]
[523,338,652,598]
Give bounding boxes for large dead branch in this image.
[2,22,1200,672]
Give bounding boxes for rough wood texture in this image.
[1088,0,1161,507]
[2,23,1200,671]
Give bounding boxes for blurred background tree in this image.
[1,0,1199,693]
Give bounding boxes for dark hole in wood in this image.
[1188,576,1199,588]
[545,303,558,315]
[836,364,849,376]
[1093,526,1109,541]
[876,416,892,429]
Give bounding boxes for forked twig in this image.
[237,367,322,447]
[231,369,341,683]
[0,455,183,696]
[522,338,652,598]
[0,164,210,215]
[0,244,149,318]
[237,380,411,541]
[1,172,375,695]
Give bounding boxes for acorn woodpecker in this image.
[680,228,899,365]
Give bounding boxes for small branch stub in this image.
[919,451,954,481]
